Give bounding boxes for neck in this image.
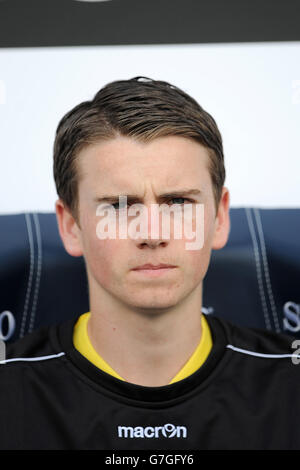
[87,280,203,387]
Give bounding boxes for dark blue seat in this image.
[203,208,300,335]
[0,208,299,343]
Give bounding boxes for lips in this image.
[132,263,176,270]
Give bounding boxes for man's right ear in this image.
[55,199,83,257]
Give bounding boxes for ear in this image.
[55,199,83,257]
[211,187,231,250]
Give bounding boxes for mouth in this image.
[131,264,177,278]
[132,263,177,270]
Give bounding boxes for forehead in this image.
[77,135,211,193]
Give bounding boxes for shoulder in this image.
[2,320,70,367]
[207,313,300,362]
[206,315,300,398]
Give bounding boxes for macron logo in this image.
[118,423,187,439]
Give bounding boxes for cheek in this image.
[184,207,216,283]
[185,245,211,285]
[83,233,124,289]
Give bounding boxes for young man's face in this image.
[56,135,230,313]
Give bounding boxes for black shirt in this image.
[1,313,299,450]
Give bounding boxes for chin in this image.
[126,294,180,312]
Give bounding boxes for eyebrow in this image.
[94,189,202,203]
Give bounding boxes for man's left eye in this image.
[169,197,191,204]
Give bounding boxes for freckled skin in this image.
[55,135,230,385]
[62,136,229,314]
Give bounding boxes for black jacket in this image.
[1,313,299,450]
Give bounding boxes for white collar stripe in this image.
[227,344,300,359]
[0,352,65,365]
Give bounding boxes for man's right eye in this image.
[111,202,128,210]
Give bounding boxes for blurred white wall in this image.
[0,41,299,214]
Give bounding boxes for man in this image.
[1,77,299,450]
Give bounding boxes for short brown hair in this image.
[53,76,225,225]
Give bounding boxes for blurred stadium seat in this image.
[0,208,299,343]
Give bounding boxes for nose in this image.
[131,203,169,249]
[138,238,167,249]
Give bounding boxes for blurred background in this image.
[0,0,299,342]
[0,0,299,214]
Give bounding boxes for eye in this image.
[169,197,192,205]
[111,202,128,210]
[110,198,193,210]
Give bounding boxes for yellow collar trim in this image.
[73,311,213,384]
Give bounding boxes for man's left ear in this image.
[211,187,231,250]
